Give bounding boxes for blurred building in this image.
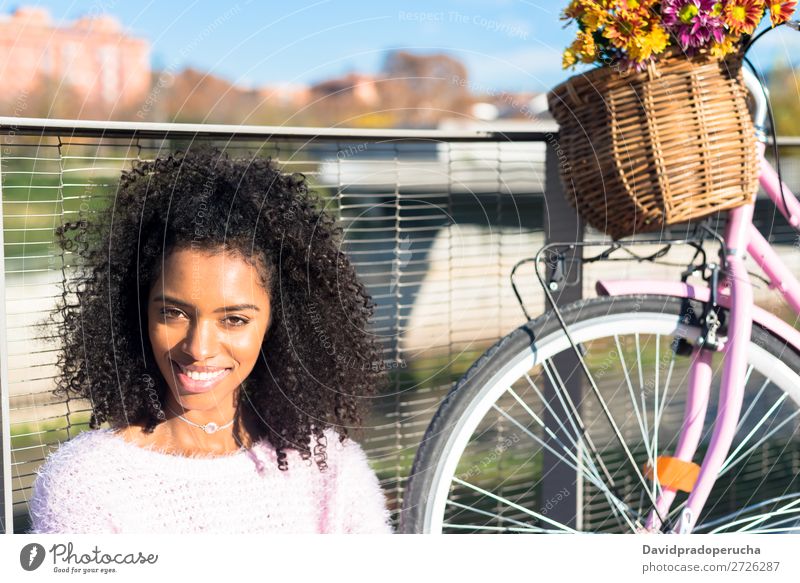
[0,6,150,109]
[309,73,379,107]
[256,83,311,109]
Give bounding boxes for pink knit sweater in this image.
[28,428,393,534]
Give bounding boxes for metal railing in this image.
[0,116,562,533]
[1,116,798,534]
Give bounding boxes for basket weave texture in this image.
[547,50,759,239]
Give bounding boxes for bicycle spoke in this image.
[535,295,670,525]
[652,334,660,502]
[500,391,603,485]
[704,417,800,527]
[441,523,555,533]
[541,359,620,492]
[446,500,556,533]
[652,339,679,500]
[522,373,584,457]
[738,508,800,533]
[490,400,636,530]
[635,332,648,436]
[739,526,800,533]
[655,341,678,431]
[545,333,676,528]
[719,399,797,475]
[491,402,615,502]
[516,373,638,528]
[582,364,666,523]
[615,334,653,462]
[451,476,579,533]
[734,376,769,435]
[747,513,800,531]
[695,493,800,532]
[705,495,800,533]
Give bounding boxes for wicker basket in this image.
[546,49,759,240]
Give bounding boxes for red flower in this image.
[724,0,765,35]
[768,1,797,25]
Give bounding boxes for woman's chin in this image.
[172,388,228,405]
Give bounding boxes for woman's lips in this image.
[170,360,233,394]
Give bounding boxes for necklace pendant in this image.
[203,422,219,434]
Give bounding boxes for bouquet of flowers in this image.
[561,1,797,71]
[547,0,794,238]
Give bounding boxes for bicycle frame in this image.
[597,140,800,533]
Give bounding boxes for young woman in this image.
[28,147,393,534]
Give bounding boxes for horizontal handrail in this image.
[0,116,559,142]
[2,117,798,146]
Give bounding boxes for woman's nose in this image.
[180,319,221,361]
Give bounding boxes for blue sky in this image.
[2,0,798,93]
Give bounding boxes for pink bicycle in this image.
[401,65,800,534]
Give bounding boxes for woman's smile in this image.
[170,360,235,394]
[147,247,272,414]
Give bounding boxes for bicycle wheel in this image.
[400,295,800,534]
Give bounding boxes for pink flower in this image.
[662,0,726,50]
[691,11,727,44]
[662,0,717,26]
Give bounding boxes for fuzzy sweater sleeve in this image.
[27,438,117,534]
[327,438,394,534]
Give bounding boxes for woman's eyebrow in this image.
[152,294,262,313]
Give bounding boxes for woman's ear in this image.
[262,310,274,340]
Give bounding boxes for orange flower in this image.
[768,0,797,25]
[724,0,766,34]
[602,8,646,49]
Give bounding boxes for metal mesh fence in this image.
[0,121,553,533]
[1,120,798,534]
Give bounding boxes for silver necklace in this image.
[167,408,235,434]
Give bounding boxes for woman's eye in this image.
[158,308,248,327]
[160,308,185,319]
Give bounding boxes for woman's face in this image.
[147,247,271,413]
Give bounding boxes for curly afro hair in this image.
[44,145,386,471]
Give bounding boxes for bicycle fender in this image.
[596,279,800,355]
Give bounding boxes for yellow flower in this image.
[577,29,597,56]
[625,0,660,8]
[562,47,578,69]
[561,30,598,68]
[582,5,608,30]
[637,24,669,60]
[709,34,739,58]
[560,0,682,68]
